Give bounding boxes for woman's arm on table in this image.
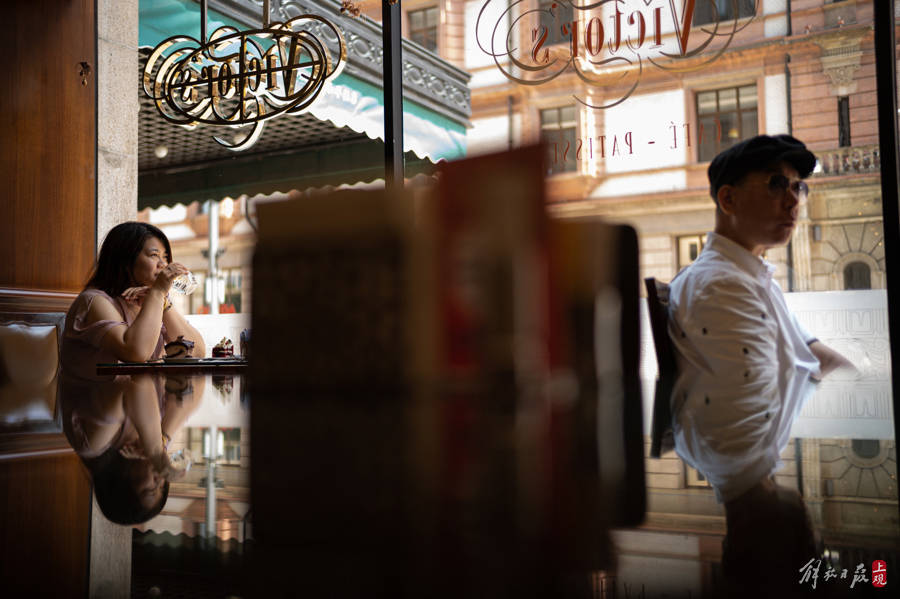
[88,288,167,362]
[87,263,187,362]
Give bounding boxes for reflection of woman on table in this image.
[61,373,202,524]
[59,221,206,524]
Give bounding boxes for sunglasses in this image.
[767,174,809,199]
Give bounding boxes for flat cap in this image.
[708,134,817,199]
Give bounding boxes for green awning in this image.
[138,139,435,210]
[138,0,466,164]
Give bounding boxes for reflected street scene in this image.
[1,1,899,598]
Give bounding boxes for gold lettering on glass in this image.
[476,0,758,109]
[142,15,346,151]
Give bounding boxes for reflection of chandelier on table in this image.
[142,0,345,151]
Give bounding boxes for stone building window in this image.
[852,439,880,460]
[539,0,574,46]
[686,466,711,488]
[540,105,577,174]
[838,96,851,147]
[693,0,756,25]
[843,261,871,290]
[678,234,706,269]
[409,6,439,51]
[696,84,758,162]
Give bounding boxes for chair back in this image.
[644,278,676,458]
[0,313,66,428]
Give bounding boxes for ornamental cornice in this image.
[811,26,870,96]
[208,0,471,125]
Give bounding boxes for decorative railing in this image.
[814,144,880,177]
[208,0,471,126]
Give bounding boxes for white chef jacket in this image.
[667,232,821,503]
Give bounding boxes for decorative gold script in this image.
[143,15,346,151]
[476,0,759,109]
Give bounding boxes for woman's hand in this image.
[149,450,186,481]
[121,286,151,306]
[151,262,190,295]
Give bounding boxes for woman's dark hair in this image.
[86,447,170,525]
[87,222,172,296]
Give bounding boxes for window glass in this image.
[697,90,717,112]
[409,6,439,50]
[697,84,758,161]
[539,1,575,46]
[838,96,852,147]
[454,0,899,592]
[678,234,706,269]
[844,261,872,290]
[738,84,758,108]
[220,428,243,465]
[851,439,881,460]
[540,105,578,174]
[693,0,757,25]
[186,267,243,315]
[685,466,711,488]
[130,0,900,593]
[741,111,758,142]
[718,87,737,112]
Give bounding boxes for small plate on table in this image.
[163,357,202,364]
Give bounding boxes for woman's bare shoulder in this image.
[81,289,125,326]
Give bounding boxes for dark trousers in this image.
[722,478,817,597]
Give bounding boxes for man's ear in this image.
[717,184,737,215]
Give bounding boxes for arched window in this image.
[851,439,880,460]
[843,261,872,290]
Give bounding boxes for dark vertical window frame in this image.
[838,96,851,147]
[384,0,405,190]
[873,0,900,526]
[93,0,99,259]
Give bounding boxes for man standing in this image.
[667,135,854,595]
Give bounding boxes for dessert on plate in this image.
[164,336,195,359]
[212,337,234,357]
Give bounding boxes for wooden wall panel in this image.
[0,2,96,591]
[0,453,92,597]
[0,0,96,292]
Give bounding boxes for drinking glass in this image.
[168,448,193,475]
[171,271,199,295]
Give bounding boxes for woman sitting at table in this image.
[63,220,205,367]
[59,221,206,524]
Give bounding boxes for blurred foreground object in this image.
[249,145,643,596]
